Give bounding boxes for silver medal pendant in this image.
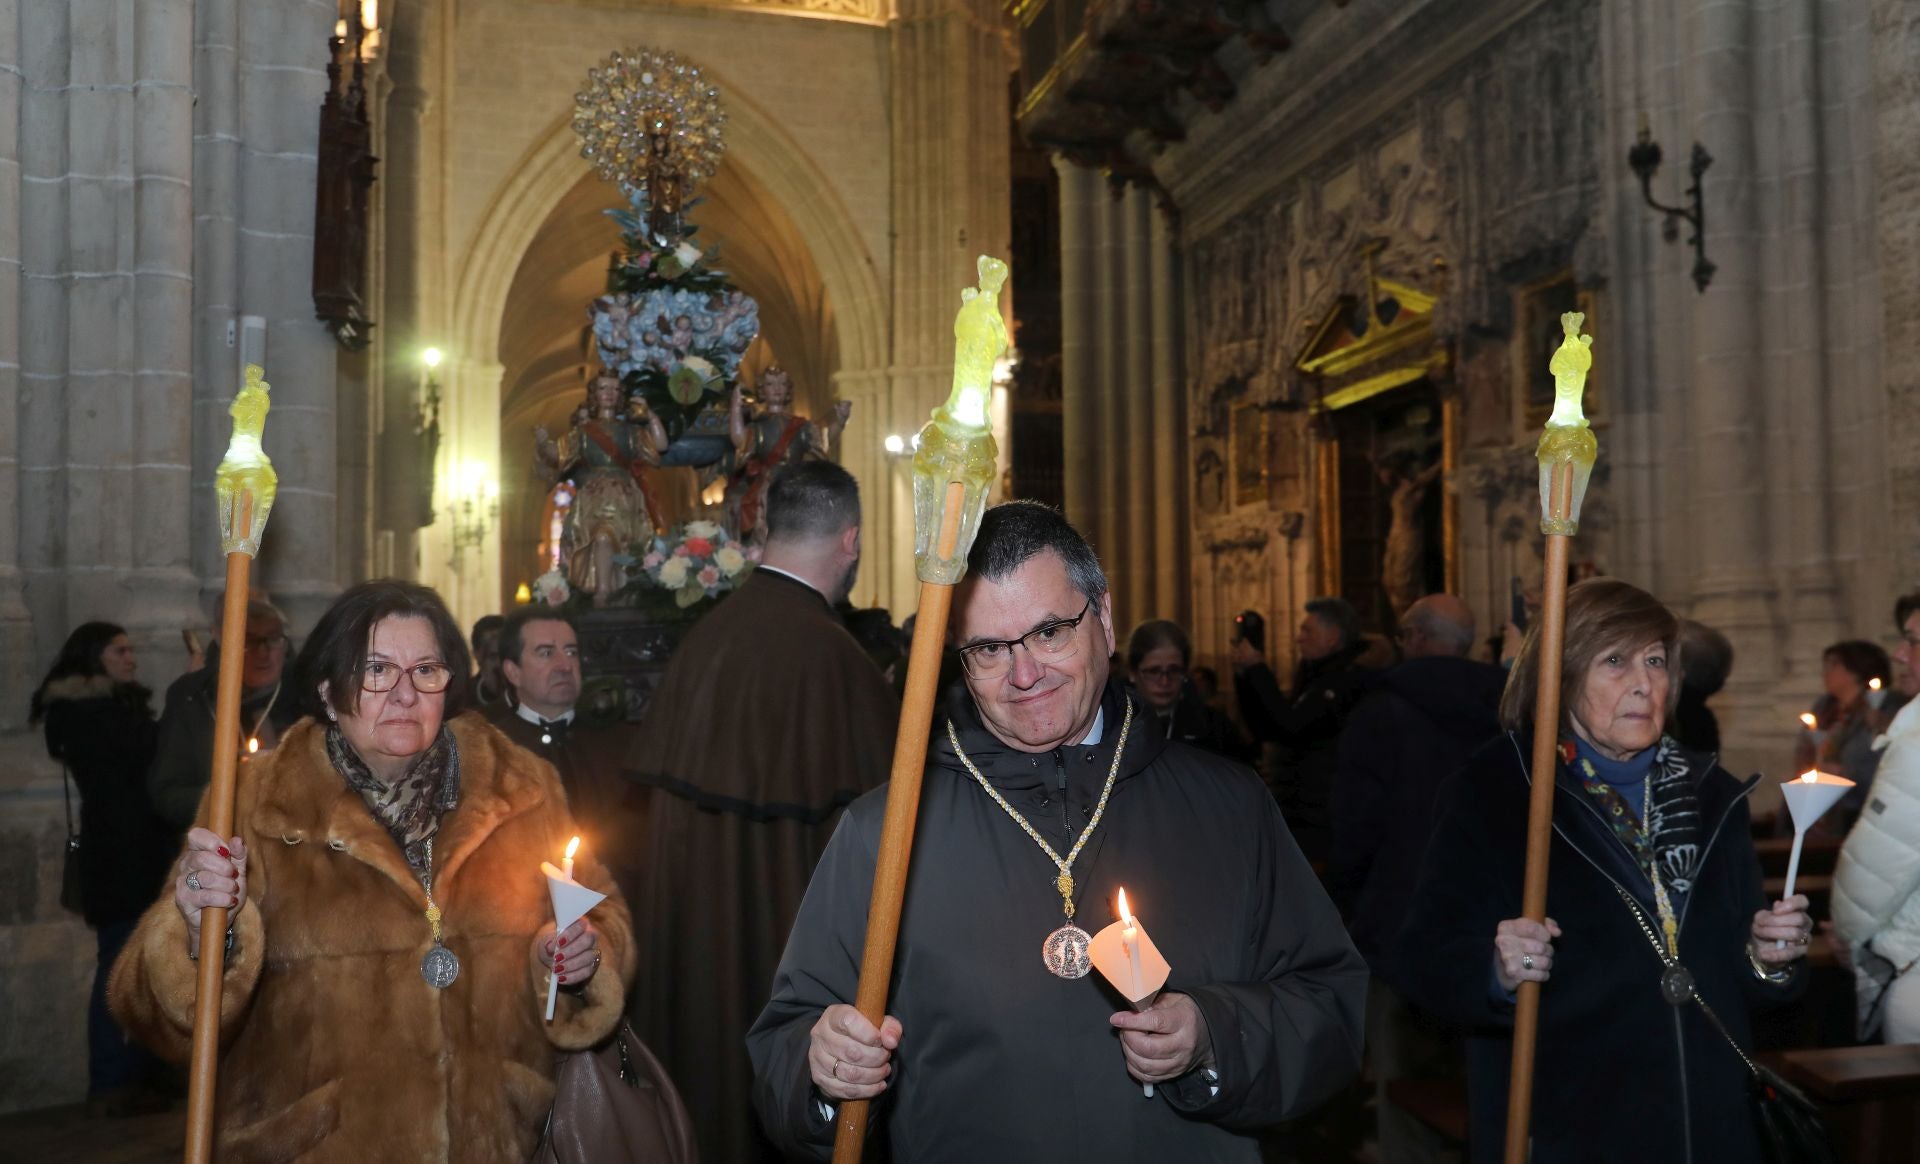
[1043,924,1093,979]
[421,943,461,989]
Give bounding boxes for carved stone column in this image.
[1149,201,1185,625]
[1120,186,1154,631]
[1876,0,1920,593]
[1056,156,1099,533]
[0,0,32,725]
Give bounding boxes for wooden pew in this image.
[1761,1045,1920,1163]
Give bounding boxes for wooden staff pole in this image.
[1502,459,1574,1164]
[831,481,966,1164]
[184,494,255,1164]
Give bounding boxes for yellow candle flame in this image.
[564,836,581,861]
[514,581,532,604]
[1799,712,1817,729]
[1800,770,1820,784]
[247,737,259,755]
[1117,887,1136,931]
[1871,677,1883,691]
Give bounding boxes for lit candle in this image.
[1776,769,1855,949]
[1799,712,1817,731]
[1869,677,1887,710]
[247,736,259,755]
[1118,888,1144,1000]
[334,17,347,39]
[562,835,580,882]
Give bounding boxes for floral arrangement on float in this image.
[637,520,758,608]
[530,569,573,608]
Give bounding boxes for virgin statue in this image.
[537,369,670,606]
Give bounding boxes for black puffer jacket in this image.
[41,676,172,926]
[1396,734,1803,1163]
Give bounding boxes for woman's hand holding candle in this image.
[537,917,601,986]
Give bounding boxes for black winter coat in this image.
[41,676,172,926]
[1234,645,1373,862]
[748,683,1368,1162]
[1395,734,1803,1164]
[146,647,299,833]
[1329,655,1506,976]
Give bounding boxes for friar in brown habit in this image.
[628,459,898,1163]
[484,606,644,907]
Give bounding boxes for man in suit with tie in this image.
[486,606,643,903]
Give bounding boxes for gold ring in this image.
[831,1058,844,1081]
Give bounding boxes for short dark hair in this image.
[1677,619,1734,696]
[1126,619,1191,669]
[471,613,505,651]
[1304,597,1362,651]
[765,461,861,542]
[499,606,576,668]
[968,501,1108,601]
[1500,578,1679,733]
[291,580,473,720]
[1896,592,1920,632]
[1824,640,1891,690]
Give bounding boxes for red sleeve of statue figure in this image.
[562,369,670,607]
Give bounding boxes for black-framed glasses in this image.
[957,598,1095,680]
[1136,664,1186,683]
[361,660,452,694]
[244,633,288,653]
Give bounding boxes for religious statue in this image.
[536,369,670,607]
[1379,454,1444,619]
[725,365,850,540]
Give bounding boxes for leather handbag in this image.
[531,1019,699,1164]
[59,765,85,916]
[1612,886,1835,1164]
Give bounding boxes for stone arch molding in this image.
[450,70,887,391]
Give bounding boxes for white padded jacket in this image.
[1833,697,1920,972]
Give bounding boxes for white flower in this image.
[681,355,717,382]
[673,241,703,269]
[658,557,690,589]
[715,546,747,576]
[685,519,722,540]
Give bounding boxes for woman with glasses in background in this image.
[110,580,634,1161]
[1125,620,1251,762]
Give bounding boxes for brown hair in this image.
[1499,578,1680,734]
[1126,620,1192,669]
[290,579,473,720]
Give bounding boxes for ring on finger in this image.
[1521,953,1534,971]
[831,1057,844,1082]
[186,872,202,891]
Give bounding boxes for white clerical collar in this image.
[757,564,828,601]
[514,702,575,727]
[1075,706,1106,747]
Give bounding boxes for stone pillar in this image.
[886,0,1009,615]
[1091,185,1124,583]
[1876,0,1920,590]
[1148,206,1185,625]
[376,2,432,582]
[1056,157,1099,533]
[193,0,243,596]
[0,0,35,726]
[1120,186,1153,632]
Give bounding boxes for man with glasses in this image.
[750,501,1366,1161]
[485,607,642,904]
[629,461,899,1163]
[148,595,297,834]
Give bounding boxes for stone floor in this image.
[0,1102,186,1163]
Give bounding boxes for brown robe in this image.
[486,703,647,910]
[628,569,898,1163]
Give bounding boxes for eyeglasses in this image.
[360,660,453,694]
[244,634,288,653]
[1136,664,1186,683]
[957,598,1095,680]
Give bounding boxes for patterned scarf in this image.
[326,723,461,881]
[1571,735,1704,895]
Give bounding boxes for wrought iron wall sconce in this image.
[1627,125,1715,293]
[314,3,380,349]
[447,461,500,570]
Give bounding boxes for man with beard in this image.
[629,460,899,1162]
[485,607,642,904]
[748,501,1365,1162]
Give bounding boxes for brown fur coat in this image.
[108,713,634,1163]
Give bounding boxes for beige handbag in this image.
[531,1020,699,1164]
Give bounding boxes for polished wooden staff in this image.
[832,256,1007,1163]
[185,365,279,1164]
[1504,314,1597,1164]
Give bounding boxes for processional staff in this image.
[831,255,1007,1163]
[1504,313,1598,1164]
[184,365,279,1164]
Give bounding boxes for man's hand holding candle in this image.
[1109,993,1213,1085]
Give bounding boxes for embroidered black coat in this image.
[748,682,1368,1162]
[1394,733,1805,1164]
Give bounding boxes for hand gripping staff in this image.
[831,256,1005,1162]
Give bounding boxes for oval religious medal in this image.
[1659,964,1694,1006]
[421,943,461,989]
[1043,924,1093,979]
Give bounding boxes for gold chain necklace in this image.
[947,699,1133,979]
[419,836,460,988]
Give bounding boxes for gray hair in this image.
[1404,599,1476,656]
[969,501,1108,602]
[1304,596,1362,651]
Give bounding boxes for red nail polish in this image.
[558,974,568,983]
[218,846,231,858]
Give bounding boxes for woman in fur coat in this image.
[110,580,635,1163]
[33,620,172,1114]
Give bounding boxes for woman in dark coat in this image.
[1396,580,1810,1163]
[31,621,172,1114]
[1125,619,1251,762]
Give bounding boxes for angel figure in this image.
[536,369,670,607]
[723,365,850,540]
